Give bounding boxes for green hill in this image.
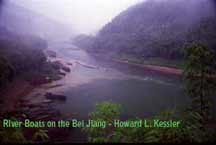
[86,0,216,61]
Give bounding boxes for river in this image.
[22,41,190,142]
[40,41,189,119]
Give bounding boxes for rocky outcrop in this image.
[66,62,73,66]
[59,71,66,76]
[46,50,57,58]
[52,60,71,73]
[62,66,71,73]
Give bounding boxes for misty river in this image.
[25,41,189,120]
[20,40,190,142]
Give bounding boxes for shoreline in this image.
[1,79,35,113]
[87,51,183,76]
[0,49,183,142]
[112,59,183,76]
[0,60,70,113]
[0,73,72,142]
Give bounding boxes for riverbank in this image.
[1,79,34,112]
[112,59,183,76]
[0,75,62,113]
[88,52,184,76]
[0,58,74,142]
[88,52,183,76]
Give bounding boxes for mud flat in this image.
[112,59,183,76]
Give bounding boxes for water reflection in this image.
[44,41,189,119]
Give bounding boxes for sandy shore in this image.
[113,59,183,76]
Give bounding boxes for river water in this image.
[41,41,189,120]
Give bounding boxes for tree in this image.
[184,43,216,119]
[83,101,122,143]
[85,102,215,143]
[0,56,15,88]
[0,112,49,143]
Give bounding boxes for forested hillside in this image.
[0,1,68,89]
[0,2,73,41]
[81,0,216,60]
[0,26,57,88]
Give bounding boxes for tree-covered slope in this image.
[0,26,58,88]
[90,0,216,59]
[0,2,73,41]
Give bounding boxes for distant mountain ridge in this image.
[89,0,216,59]
[0,1,73,41]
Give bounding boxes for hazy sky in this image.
[11,0,144,34]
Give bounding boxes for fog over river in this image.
[24,41,189,120]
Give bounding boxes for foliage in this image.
[83,101,122,143]
[0,126,49,143]
[0,56,14,87]
[32,129,49,142]
[117,53,184,69]
[184,43,216,118]
[0,27,58,89]
[187,17,216,51]
[85,102,216,143]
[80,0,216,61]
[0,126,27,143]
[0,114,49,143]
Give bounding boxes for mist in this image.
[10,0,144,34]
[1,0,216,143]
[0,0,4,12]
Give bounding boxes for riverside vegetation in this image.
[0,26,65,92]
[84,44,216,143]
[83,43,216,143]
[73,0,216,69]
[0,26,69,143]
